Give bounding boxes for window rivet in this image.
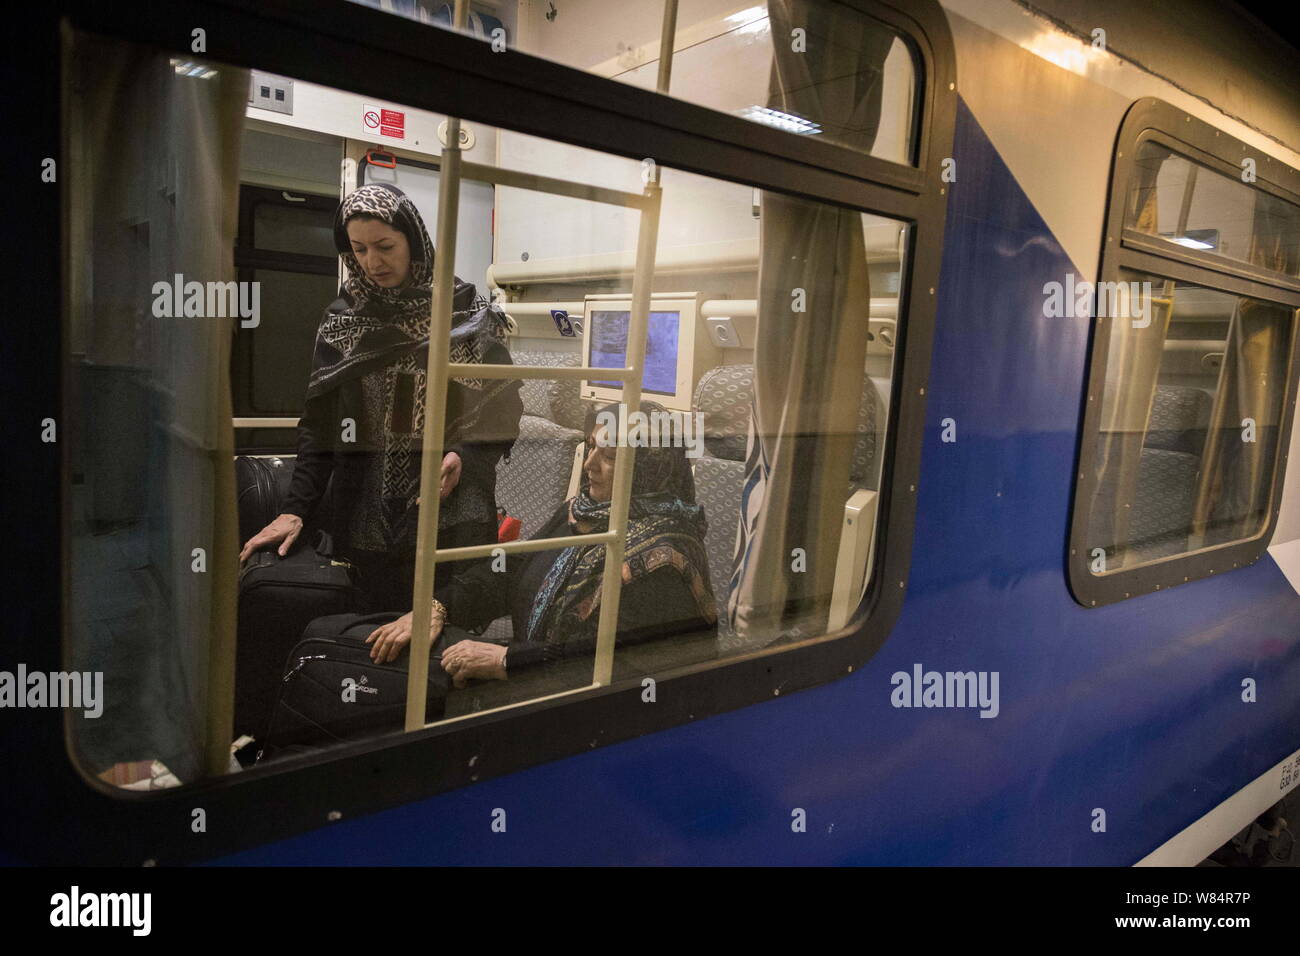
[948,82,955,90]
[328,810,342,822]
[929,287,935,295]
[143,859,157,868]
[1091,600,1096,606]
[909,484,915,492]
[773,688,780,696]
[919,386,926,395]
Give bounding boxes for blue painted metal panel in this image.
[213,98,1300,866]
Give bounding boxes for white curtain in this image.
[727,1,892,637]
[67,31,245,781]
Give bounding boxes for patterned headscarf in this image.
[306,183,512,400]
[524,401,717,645]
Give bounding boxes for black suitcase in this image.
[259,612,454,758]
[234,532,359,743]
[235,456,293,547]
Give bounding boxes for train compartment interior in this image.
[64,1,920,783]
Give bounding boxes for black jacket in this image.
[282,338,522,554]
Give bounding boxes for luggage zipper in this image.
[282,655,328,681]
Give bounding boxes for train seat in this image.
[691,365,752,649]
[691,365,880,650]
[1090,384,1211,566]
[478,348,587,644]
[495,348,587,539]
[1128,385,1211,563]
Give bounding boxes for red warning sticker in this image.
[363,104,405,140]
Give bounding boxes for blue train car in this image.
[2,0,1298,872]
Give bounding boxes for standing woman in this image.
[240,183,522,611]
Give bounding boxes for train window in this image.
[66,51,907,770]
[50,0,953,861]
[232,188,339,453]
[1083,274,1293,571]
[351,0,919,166]
[1069,100,1300,607]
[1126,141,1300,280]
[249,201,338,259]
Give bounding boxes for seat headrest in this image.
[693,364,754,460]
[693,364,880,478]
[509,349,587,431]
[1146,385,1211,455]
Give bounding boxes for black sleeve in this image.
[434,551,518,632]
[449,341,523,490]
[281,389,338,521]
[502,567,712,673]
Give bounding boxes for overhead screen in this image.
[588,309,682,396]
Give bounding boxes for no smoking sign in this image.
[362,103,405,140]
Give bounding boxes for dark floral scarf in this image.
[307,182,513,404]
[524,401,718,644]
[308,183,520,547]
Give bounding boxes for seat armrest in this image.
[828,488,878,632]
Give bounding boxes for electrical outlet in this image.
[249,71,293,116]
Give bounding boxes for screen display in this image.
[589,309,681,396]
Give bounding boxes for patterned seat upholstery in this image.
[691,365,754,652]
[495,348,586,540]
[513,349,588,433]
[1129,386,1211,563]
[483,348,586,645]
[496,415,582,541]
[691,364,878,653]
[1090,385,1211,566]
[850,375,879,490]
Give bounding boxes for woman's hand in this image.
[440,452,462,499]
[365,605,445,664]
[441,640,507,688]
[239,513,304,562]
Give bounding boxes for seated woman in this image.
[363,401,718,685]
